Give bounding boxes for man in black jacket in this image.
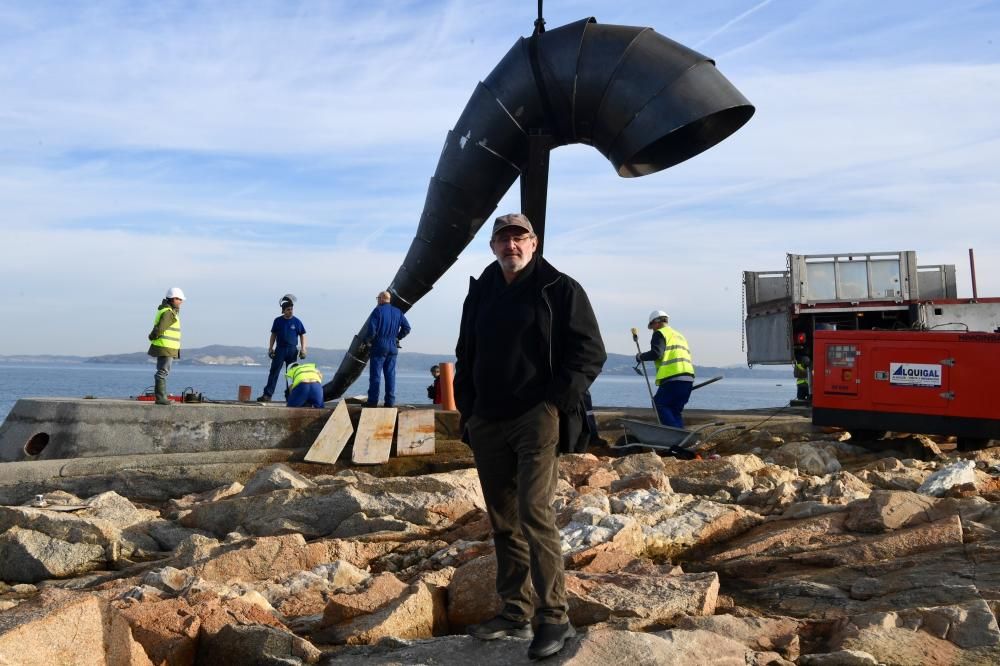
[455,213,606,660]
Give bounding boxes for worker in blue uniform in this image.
[364,291,411,407]
[257,296,307,402]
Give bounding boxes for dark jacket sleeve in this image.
[545,277,607,414]
[638,331,665,362]
[453,277,478,423]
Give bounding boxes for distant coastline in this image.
[0,346,790,378]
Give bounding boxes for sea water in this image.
[0,362,794,423]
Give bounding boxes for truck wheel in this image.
[957,437,991,452]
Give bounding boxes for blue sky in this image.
[1,0,998,365]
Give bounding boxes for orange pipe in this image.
[438,362,457,411]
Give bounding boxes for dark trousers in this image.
[468,401,567,625]
[287,382,323,408]
[367,353,397,406]
[796,382,810,401]
[263,346,298,398]
[653,380,693,428]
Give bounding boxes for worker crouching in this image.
[285,362,324,408]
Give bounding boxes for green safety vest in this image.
[654,326,694,386]
[150,307,181,350]
[794,362,808,386]
[286,363,323,390]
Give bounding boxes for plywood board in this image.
[352,408,397,465]
[395,409,435,456]
[303,400,354,464]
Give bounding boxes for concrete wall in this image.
[0,398,330,463]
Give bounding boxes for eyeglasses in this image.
[492,233,534,245]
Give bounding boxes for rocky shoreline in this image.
[1,419,999,665]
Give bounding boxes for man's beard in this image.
[498,253,530,273]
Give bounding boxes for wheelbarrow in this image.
[614,419,746,458]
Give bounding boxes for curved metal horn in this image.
[324,17,754,399]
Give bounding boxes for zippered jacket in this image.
[455,256,606,453]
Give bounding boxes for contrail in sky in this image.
[694,0,778,48]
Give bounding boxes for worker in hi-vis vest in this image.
[147,287,185,405]
[285,362,324,408]
[794,355,811,402]
[636,310,695,427]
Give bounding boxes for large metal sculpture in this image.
[323,15,754,400]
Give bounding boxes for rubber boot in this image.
[154,377,172,405]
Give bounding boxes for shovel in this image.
[631,327,661,424]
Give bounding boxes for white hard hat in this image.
[280,293,297,307]
[647,310,669,326]
[165,287,186,301]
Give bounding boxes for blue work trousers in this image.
[654,380,693,428]
[367,353,397,407]
[287,382,323,408]
[263,346,299,398]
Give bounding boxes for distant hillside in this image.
[0,355,87,364]
[5,346,790,378]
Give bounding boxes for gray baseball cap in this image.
[491,213,534,237]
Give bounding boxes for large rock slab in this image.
[918,460,978,496]
[674,614,801,659]
[447,555,502,629]
[113,597,201,666]
[566,570,719,630]
[767,442,842,476]
[324,626,768,666]
[0,526,106,583]
[828,601,1000,665]
[178,533,332,583]
[317,581,447,645]
[198,623,322,665]
[660,454,765,497]
[0,588,151,666]
[180,469,485,537]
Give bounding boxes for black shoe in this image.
[256,395,271,403]
[528,622,575,660]
[468,615,532,641]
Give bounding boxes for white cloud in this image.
[0,1,998,367]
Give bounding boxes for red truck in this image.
[744,251,1000,448]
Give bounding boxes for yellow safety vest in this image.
[794,362,808,386]
[286,363,323,390]
[150,307,181,350]
[654,326,694,386]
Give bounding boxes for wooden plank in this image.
[396,409,435,457]
[303,400,354,464]
[351,408,397,465]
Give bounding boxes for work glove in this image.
[268,350,276,359]
[148,332,157,341]
[635,353,642,363]
[396,339,402,349]
[299,350,306,359]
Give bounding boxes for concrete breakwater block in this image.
[0,398,332,463]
